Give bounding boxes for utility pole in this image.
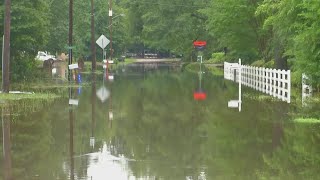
[109,0,113,60]
[91,0,96,72]
[68,0,74,81]
[2,0,11,93]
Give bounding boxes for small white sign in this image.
[228,100,239,108]
[109,10,113,17]
[68,63,79,70]
[69,99,79,106]
[52,68,57,74]
[96,35,110,49]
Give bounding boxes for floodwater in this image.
[1,62,320,180]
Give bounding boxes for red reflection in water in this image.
[194,91,207,100]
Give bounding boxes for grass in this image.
[184,62,224,76]
[293,118,320,124]
[29,82,90,89]
[0,92,60,101]
[118,58,137,65]
[243,93,281,102]
[206,66,224,76]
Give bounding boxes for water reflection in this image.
[1,63,320,179]
[68,86,75,180]
[91,73,97,149]
[2,105,12,180]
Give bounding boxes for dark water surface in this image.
[1,63,320,180]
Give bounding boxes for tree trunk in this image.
[274,40,288,70]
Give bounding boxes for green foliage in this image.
[251,60,266,67]
[293,118,320,124]
[257,1,320,83]
[204,0,266,63]
[206,66,224,76]
[251,59,275,68]
[0,92,60,101]
[10,55,44,82]
[0,0,50,82]
[1,0,320,86]
[47,0,68,54]
[293,2,320,84]
[206,52,225,64]
[184,63,202,73]
[122,0,212,60]
[264,60,275,68]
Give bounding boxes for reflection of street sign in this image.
[103,59,114,64]
[90,137,95,148]
[109,111,113,120]
[108,75,114,81]
[228,100,239,108]
[96,35,110,49]
[96,86,110,103]
[69,99,79,106]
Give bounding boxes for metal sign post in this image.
[227,58,242,112]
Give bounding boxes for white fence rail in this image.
[224,62,291,103]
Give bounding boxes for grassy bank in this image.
[183,62,224,76]
[0,92,60,101]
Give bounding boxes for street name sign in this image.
[68,63,79,70]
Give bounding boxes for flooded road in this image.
[1,63,320,179]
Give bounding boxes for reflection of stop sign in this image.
[194,92,207,100]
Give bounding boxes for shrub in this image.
[251,60,265,67]
[207,52,225,63]
[11,54,46,82]
[250,59,275,68]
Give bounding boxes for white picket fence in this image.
[224,62,291,103]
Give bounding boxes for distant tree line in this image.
[0,0,320,85]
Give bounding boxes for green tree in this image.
[204,0,267,63]
[47,0,69,54]
[0,0,51,82]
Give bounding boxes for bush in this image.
[251,60,265,67]
[251,59,275,68]
[207,52,225,63]
[11,54,45,82]
[263,60,275,68]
